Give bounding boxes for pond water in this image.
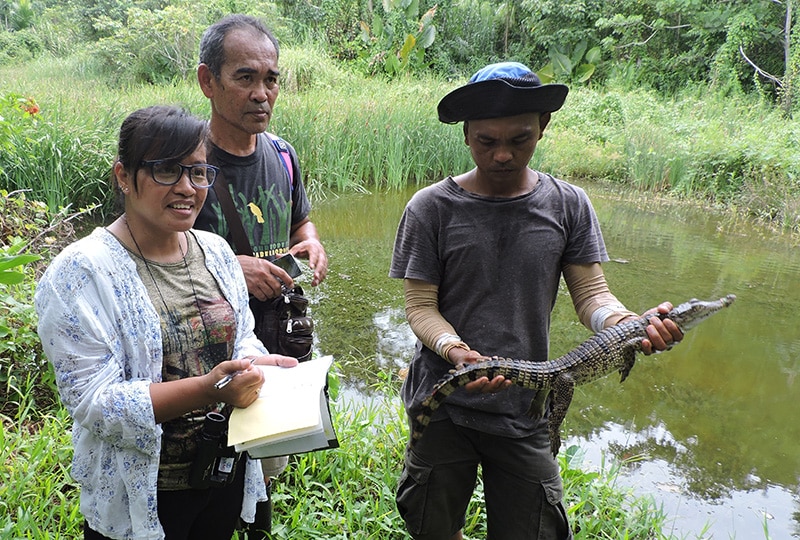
[305,182,800,539]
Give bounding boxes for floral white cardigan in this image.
[35,228,268,539]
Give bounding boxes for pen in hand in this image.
[214,357,257,390]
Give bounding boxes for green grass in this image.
[561,447,671,539]
[1,372,679,539]
[0,407,80,538]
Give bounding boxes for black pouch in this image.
[188,411,242,489]
[251,284,313,362]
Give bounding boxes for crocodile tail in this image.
[412,377,454,432]
[411,369,473,445]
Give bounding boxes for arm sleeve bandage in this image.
[404,279,469,362]
[562,263,639,332]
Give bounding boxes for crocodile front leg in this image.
[548,373,576,457]
[618,342,638,382]
[526,388,550,419]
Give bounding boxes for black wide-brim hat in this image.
[438,62,569,124]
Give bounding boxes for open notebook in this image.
[227,355,339,458]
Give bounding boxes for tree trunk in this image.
[781,0,795,116]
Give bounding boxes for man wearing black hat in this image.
[389,62,682,539]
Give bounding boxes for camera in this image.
[188,411,241,489]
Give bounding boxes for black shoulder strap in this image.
[212,172,254,257]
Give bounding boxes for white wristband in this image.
[434,333,462,358]
[590,303,629,333]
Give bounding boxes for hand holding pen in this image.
[214,357,257,389]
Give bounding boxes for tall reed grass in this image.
[3,49,798,231]
[272,71,474,192]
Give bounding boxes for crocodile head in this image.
[666,294,736,332]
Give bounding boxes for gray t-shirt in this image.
[195,133,311,260]
[390,173,609,437]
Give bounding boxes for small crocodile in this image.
[411,295,736,456]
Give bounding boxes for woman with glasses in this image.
[35,105,297,539]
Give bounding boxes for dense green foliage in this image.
[2,0,800,102]
[0,91,112,212]
[0,190,94,421]
[1,1,799,231]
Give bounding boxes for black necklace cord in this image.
[123,216,210,345]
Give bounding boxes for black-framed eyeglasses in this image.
[140,160,219,188]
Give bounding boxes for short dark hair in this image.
[115,105,208,193]
[199,14,280,79]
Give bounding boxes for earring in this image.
[120,185,129,194]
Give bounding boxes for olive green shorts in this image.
[396,417,572,540]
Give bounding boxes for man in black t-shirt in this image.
[196,15,327,299]
[196,14,329,538]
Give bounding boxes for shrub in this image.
[35,6,87,58]
[0,28,44,65]
[89,1,291,85]
[0,190,83,420]
[92,6,206,84]
[279,41,353,93]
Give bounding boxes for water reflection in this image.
[308,184,800,539]
[373,307,416,373]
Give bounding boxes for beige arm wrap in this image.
[562,263,638,332]
[403,279,469,361]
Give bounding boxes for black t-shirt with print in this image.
[195,133,311,260]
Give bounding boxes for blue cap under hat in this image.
[437,61,568,124]
[469,61,534,83]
